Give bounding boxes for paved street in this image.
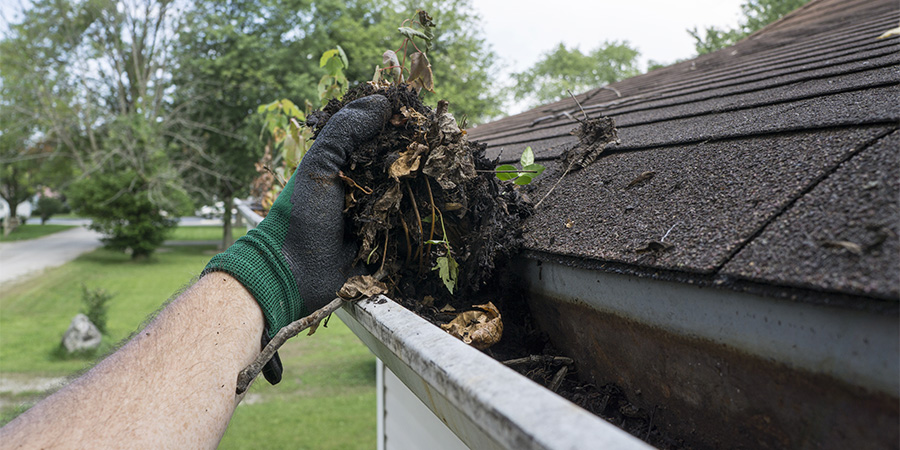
[0,227,104,287]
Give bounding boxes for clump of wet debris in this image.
[311,83,532,349]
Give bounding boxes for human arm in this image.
[0,274,263,449]
[0,95,391,448]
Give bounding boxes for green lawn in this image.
[0,235,376,448]
[166,225,247,242]
[0,224,76,242]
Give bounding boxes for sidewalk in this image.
[0,227,103,287]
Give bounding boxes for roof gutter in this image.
[235,199,652,449]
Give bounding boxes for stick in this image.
[236,297,345,394]
[548,365,569,393]
[501,355,574,367]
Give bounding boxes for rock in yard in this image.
[62,313,102,353]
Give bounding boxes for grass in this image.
[0,224,76,242]
[166,225,247,242]
[0,233,376,448]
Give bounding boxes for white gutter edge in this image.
[235,200,651,449]
[337,297,652,450]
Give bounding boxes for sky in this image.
[1,0,749,114]
[470,0,746,113]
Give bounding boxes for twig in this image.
[399,215,412,266]
[404,182,424,268]
[502,355,574,367]
[236,298,345,394]
[567,89,588,122]
[548,365,569,393]
[476,169,540,174]
[599,85,622,98]
[263,165,286,188]
[645,405,657,440]
[534,165,572,209]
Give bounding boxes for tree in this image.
[2,0,194,255]
[511,41,640,108]
[67,170,189,259]
[689,0,812,54]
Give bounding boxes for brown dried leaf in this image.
[408,52,434,93]
[440,302,503,350]
[389,143,428,181]
[634,240,674,254]
[338,275,389,300]
[423,142,477,190]
[356,184,403,262]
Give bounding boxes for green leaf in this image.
[495,164,518,181]
[432,254,459,294]
[256,104,267,114]
[398,26,431,42]
[319,49,338,68]
[336,45,348,69]
[520,146,535,167]
[515,163,546,185]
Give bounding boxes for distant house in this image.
[465,0,899,447]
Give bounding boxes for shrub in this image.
[67,170,189,259]
[35,196,64,224]
[81,284,112,335]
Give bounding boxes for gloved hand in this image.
[203,95,391,383]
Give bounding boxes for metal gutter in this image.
[521,259,899,396]
[336,296,651,450]
[235,198,652,449]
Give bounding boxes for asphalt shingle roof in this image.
[468,0,899,302]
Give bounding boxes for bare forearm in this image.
[0,274,264,449]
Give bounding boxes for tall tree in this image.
[510,41,640,108]
[1,0,192,257]
[689,0,812,54]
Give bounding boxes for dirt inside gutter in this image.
[307,84,682,449]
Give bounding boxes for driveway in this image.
[0,227,103,286]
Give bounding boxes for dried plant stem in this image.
[399,216,412,265]
[236,298,345,394]
[502,355,574,367]
[535,165,573,209]
[548,365,569,393]
[405,182,424,270]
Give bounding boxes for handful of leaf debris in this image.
[312,84,533,349]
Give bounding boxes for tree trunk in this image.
[221,195,234,250]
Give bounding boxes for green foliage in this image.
[35,197,65,224]
[689,0,812,54]
[67,170,189,259]
[80,285,112,335]
[319,46,350,106]
[496,147,546,185]
[511,41,640,107]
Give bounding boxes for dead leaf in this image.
[389,143,428,181]
[421,295,435,307]
[566,116,619,170]
[634,240,674,254]
[356,184,403,262]
[408,52,434,93]
[440,302,503,350]
[338,275,389,300]
[626,171,656,188]
[439,304,456,313]
[382,50,401,82]
[423,142,477,190]
[822,240,863,256]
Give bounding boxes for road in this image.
[0,227,104,287]
[0,217,229,287]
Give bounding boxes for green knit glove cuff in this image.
[203,228,303,338]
